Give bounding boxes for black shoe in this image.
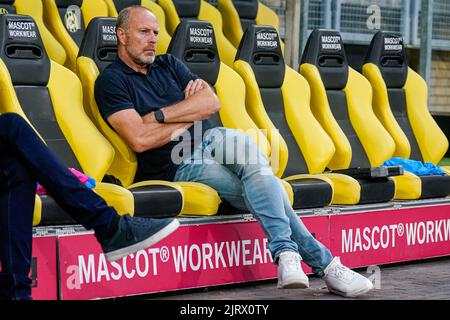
[100,214,179,262]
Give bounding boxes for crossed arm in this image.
[107,79,220,153]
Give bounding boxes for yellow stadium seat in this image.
[157,0,237,67]
[77,17,221,216]
[362,31,450,198]
[0,14,205,224]
[217,0,284,53]
[234,25,396,205]
[42,0,109,71]
[0,0,66,65]
[299,29,401,202]
[103,0,172,55]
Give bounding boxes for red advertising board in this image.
[32,236,58,300]
[58,216,329,300]
[329,204,450,268]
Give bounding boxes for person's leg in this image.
[0,113,118,240]
[280,187,333,277]
[175,127,298,261]
[0,113,179,264]
[0,156,35,300]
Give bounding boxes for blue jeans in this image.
[0,113,119,299]
[175,127,333,276]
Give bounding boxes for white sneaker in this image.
[323,257,374,298]
[277,251,309,289]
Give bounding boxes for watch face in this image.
[156,110,164,123]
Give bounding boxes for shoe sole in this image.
[277,277,310,289]
[105,219,180,262]
[328,281,374,298]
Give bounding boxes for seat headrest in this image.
[55,0,83,8]
[364,31,408,88]
[173,0,201,19]
[168,20,220,85]
[233,0,258,19]
[78,17,117,73]
[301,29,348,90]
[235,24,285,88]
[0,14,50,86]
[112,0,140,12]
[0,0,16,14]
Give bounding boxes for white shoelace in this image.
[284,254,302,271]
[329,264,355,282]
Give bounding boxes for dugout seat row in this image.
[0,13,221,227]
[2,13,449,225]
[299,29,450,200]
[0,0,282,72]
[164,20,450,203]
[233,25,395,204]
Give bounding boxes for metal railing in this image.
[301,0,450,49]
[412,0,450,49]
[304,0,409,44]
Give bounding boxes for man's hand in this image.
[184,79,207,99]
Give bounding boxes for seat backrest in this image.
[363,31,448,164]
[77,17,138,187]
[0,0,66,65]
[217,0,283,52]
[158,0,237,67]
[234,25,335,177]
[103,0,172,55]
[167,19,269,156]
[42,0,109,71]
[300,29,395,170]
[0,13,114,182]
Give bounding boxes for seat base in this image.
[358,178,395,204]
[129,185,183,218]
[288,178,333,209]
[420,175,450,199]
[40,195,76,225]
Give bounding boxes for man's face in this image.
[120,9,159,66]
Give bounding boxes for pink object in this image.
[36,168,93,195]
[31,236,58,300]
[329,204,450,268]
[56,205,450,300]
[58,216,329,300]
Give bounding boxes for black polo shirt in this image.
[95,54,211,182]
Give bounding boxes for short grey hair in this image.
[116,5,153,31]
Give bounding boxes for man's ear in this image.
[116,28,127,46]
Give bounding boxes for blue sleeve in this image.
[166,54,198,90]
[94,70,134,123]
